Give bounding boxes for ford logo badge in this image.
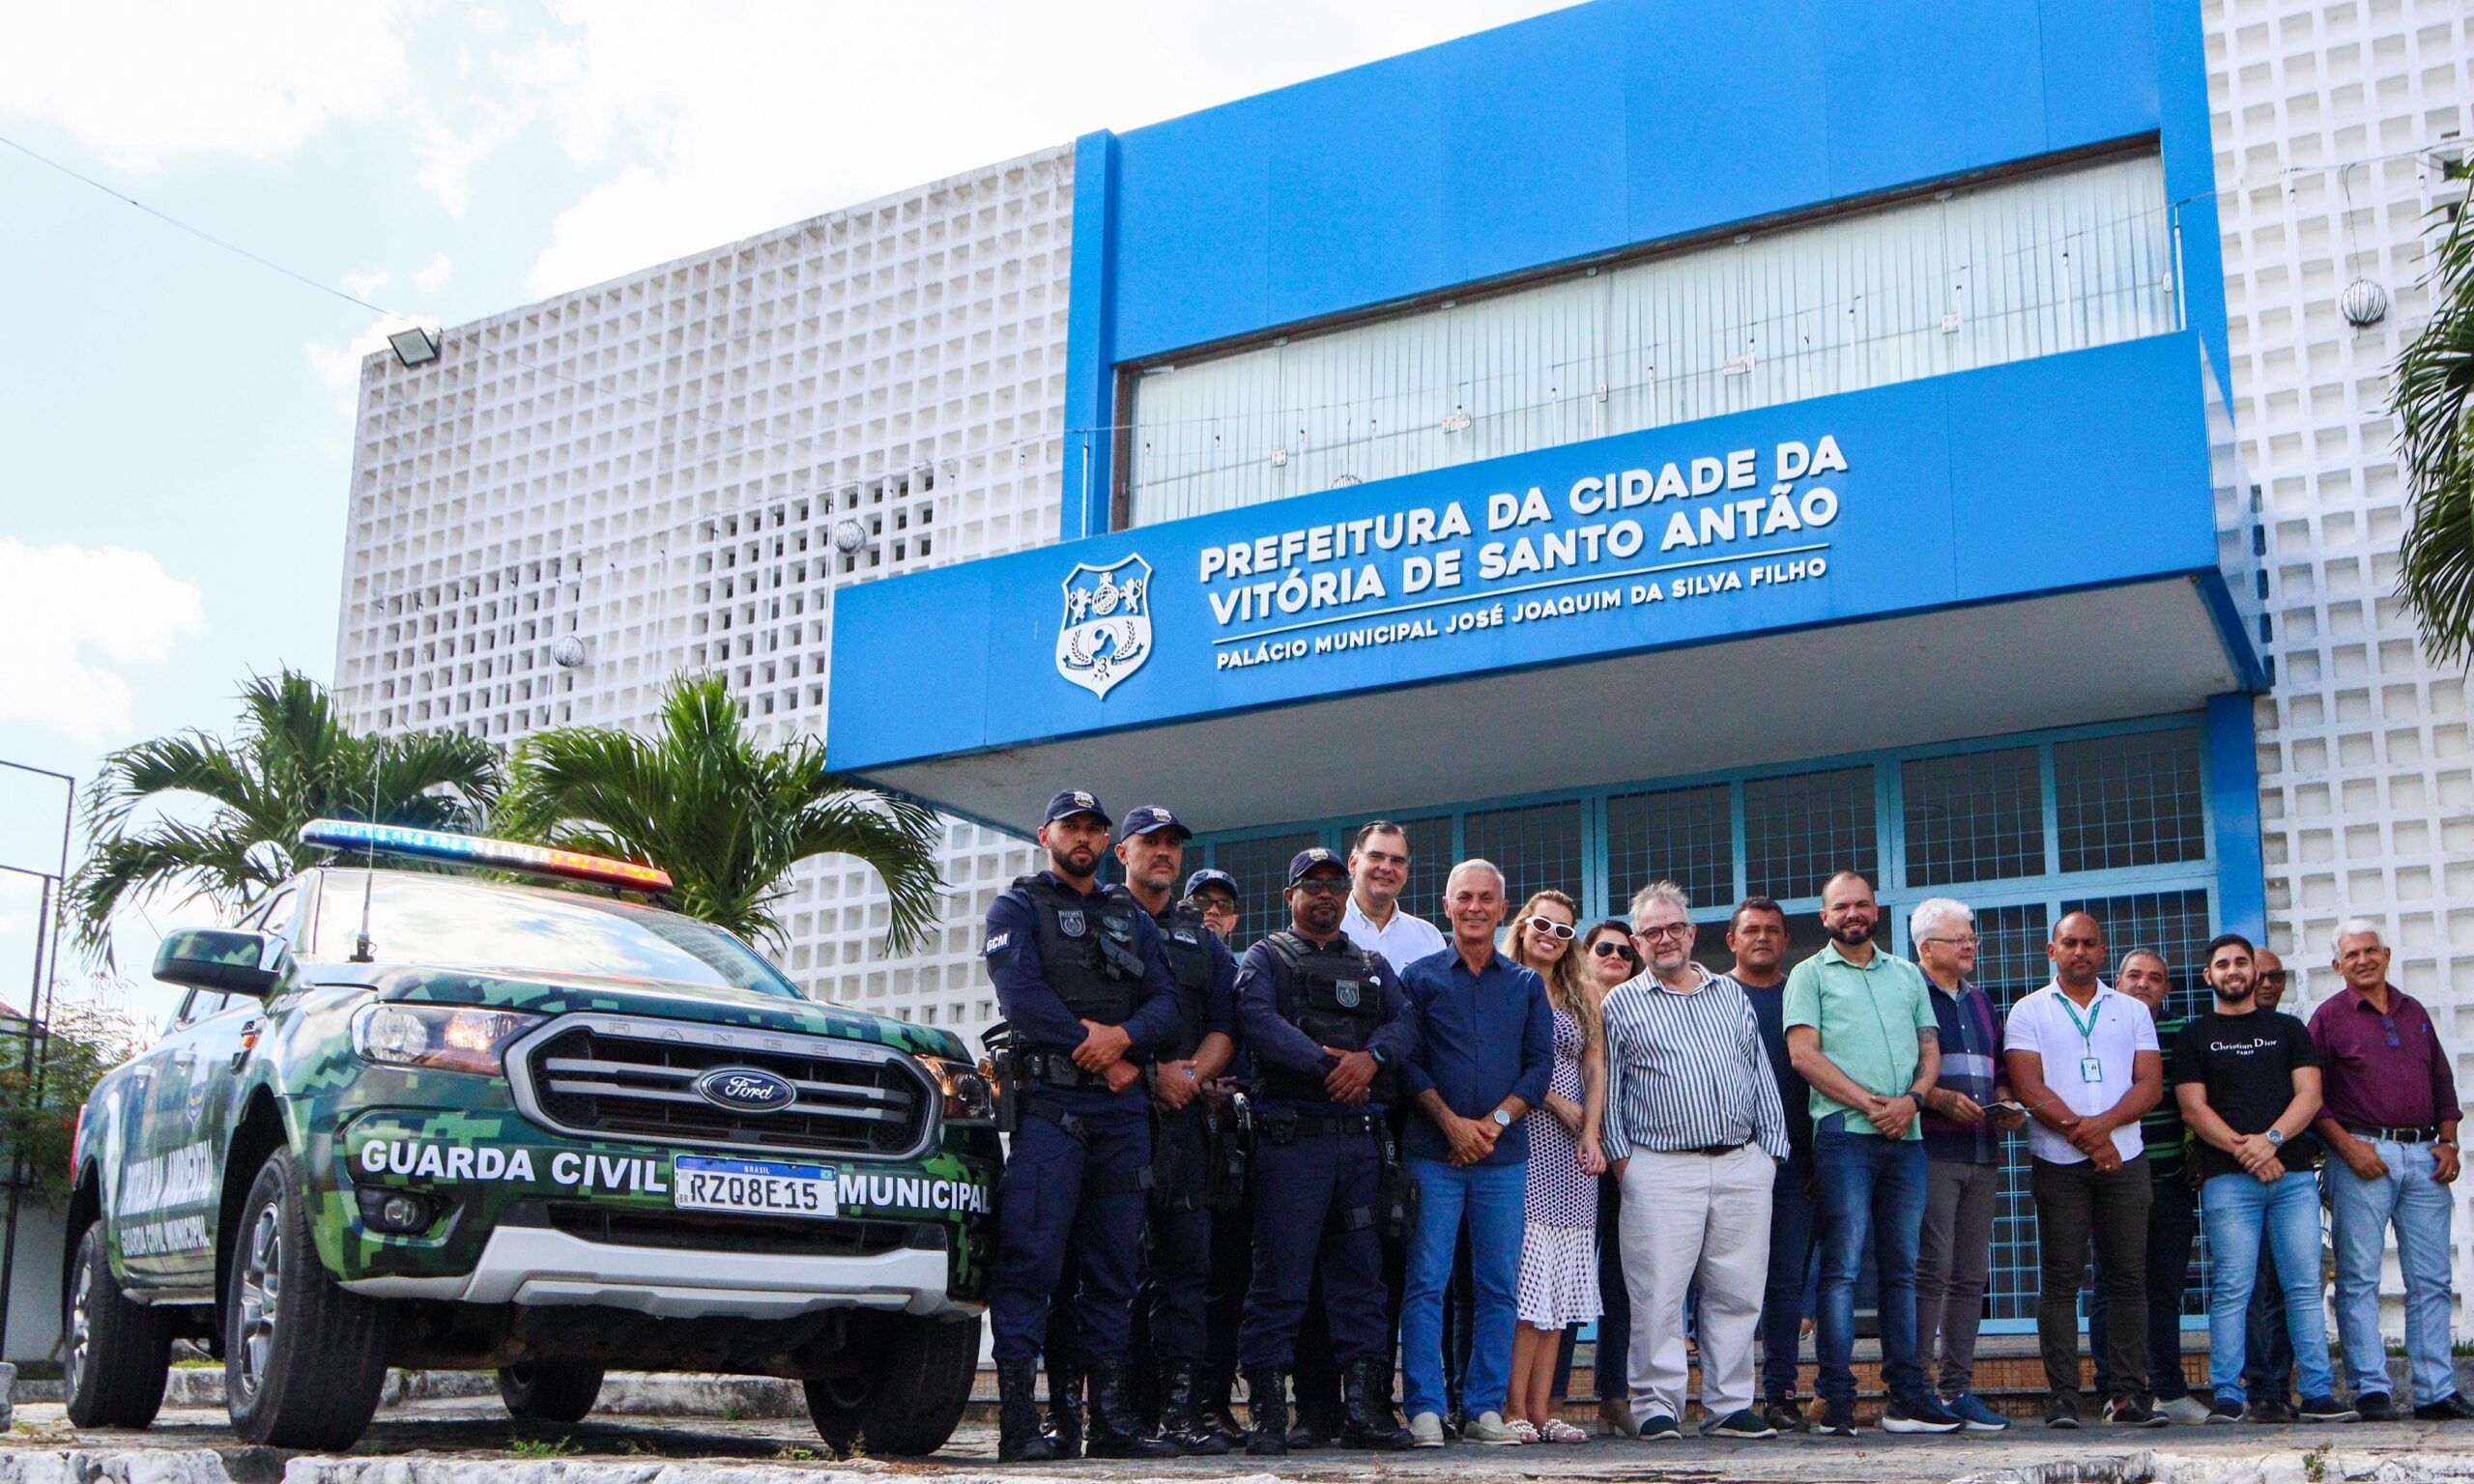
[695,1067,797,1114]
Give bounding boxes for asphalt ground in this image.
[12,1396,2474,1483]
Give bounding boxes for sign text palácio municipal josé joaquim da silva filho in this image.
[1196,434,1847,674]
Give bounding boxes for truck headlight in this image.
[352,1003,544,1075]
[919,1055,994,1126]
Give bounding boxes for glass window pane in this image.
[2056,729,2206,872]
[1209,831,1323,952]
[1461,801,1584,913]
[1605,785,1732,918]
[1743,767,1878,901]
[1902,747,2046,886]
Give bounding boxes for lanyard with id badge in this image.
[2060,992,2106,1085]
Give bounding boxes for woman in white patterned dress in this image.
[1506,890,1604,1442]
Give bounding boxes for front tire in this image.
[62,1223,171,1429]
[498,1361,605,1423]
[804,1313,980,1456]
[223,1149,389,1448]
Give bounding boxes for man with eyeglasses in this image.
[1600,881,1789,1441]
[2086,948,2209,1424]
[1723,897,1816,1434]
[1232,848,1421,1453]
[1911,899,2025,1433]
[1784,871,1961,1437]
[1185,865,1252,1444]
[2308,920,2474,1421]
[1397,860,1553,1446]
[1186,870,1242,943]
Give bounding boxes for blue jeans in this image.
[1401,1156,1526,1419]
[1761,1153,1817,1402]
[2201,1171,2334,1406]
[2327,1140,2458,1403]
[1813,1122,1929,1409]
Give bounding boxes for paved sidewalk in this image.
[11,1395,2474,1484]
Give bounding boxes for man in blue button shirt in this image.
[1397,859,1554,1446]
[984,789,1187,1462]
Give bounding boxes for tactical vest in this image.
[1253,929,1391,1103]
[1011,874,1145,1028]
[1153,901,1216,1062]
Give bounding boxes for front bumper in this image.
[339,1223,974,1320]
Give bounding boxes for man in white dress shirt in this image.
[1342,820,1449,965]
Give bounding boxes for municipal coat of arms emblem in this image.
[1055,555,1153,699]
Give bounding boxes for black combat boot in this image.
[997,1357,1063,1463]
[1160,1361,1231,1455]
[1086,1359,1180,1459]
[1199,1363,1249,1448]
[1341,1356,1415,1450]
[1045,1353,1083,1458]
[1246,1368,1291,1456]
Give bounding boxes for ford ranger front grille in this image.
[507,1013,933,1158]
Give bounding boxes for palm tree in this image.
[2397,196,2474,660]
[499,673,944,955]
[69,670,502,962]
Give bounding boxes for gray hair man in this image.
[1910,898,2024,1432]
[1598,881,1788,1441]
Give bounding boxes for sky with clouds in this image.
[0,0,1571,1021]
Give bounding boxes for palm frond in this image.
[2396,201,2474,661]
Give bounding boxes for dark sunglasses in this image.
[1591,941,1639,961]
[1292,877,1350,897]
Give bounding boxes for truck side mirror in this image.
[152,928,284,998]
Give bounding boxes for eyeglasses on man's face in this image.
[1196,896,1239,918]
[1521,915,1576,941]
[1922,933,1979,947]
[1292,876,1350,897]
[1635,922,1689,941]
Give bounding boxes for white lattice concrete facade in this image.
[331,145,1075,1026]
[2211,0,2474,1303]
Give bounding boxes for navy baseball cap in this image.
[1121,805,1192,841]
[1286,846,1346,887]
[1185,869,1239,899]
[1043,789,1111,827]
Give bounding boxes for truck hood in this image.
[360,963,966,1061]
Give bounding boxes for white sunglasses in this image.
[1521,915,1577,941]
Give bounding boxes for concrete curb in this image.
[132,1373,805,1419]
[0,1460,1300,1484]
[1958,1450,2474,1484]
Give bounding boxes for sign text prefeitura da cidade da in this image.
[1201,434,1848,672]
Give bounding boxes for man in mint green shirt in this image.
[1782,871,1949,1437]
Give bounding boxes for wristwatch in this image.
[2265,1128,2285,1147]
[1490,1108,1512,1129]
[1368,1046,1389,1067]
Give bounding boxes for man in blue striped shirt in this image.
[1600,881,1789,1442]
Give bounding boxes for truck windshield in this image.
[309,870,800,998]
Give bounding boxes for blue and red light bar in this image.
[297,819,674,893]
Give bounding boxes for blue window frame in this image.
[1195,713,2219,1333]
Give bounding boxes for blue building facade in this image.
[829,0,2265,1329]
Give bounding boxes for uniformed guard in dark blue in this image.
[987,790,1186,1463]
[1112,808,1239,1454]
[1184,867,1253,1446]
[1233,847,1420,1454]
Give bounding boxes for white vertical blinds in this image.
[1126,152,2175,527]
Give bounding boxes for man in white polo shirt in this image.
[2002,912,2163,1431]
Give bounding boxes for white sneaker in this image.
[2161,1395,2211,1425]
[1465,1411,1525,1445]
[1409,1412,1446,1448]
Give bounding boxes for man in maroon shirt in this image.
[2307,920,2474,1420]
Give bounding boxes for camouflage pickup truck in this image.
[64,821,997,1452]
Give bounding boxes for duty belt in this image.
[2345,1123,2442,1144]
[1025,1051,1108,1090]
[1283,1110,1381,1139]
